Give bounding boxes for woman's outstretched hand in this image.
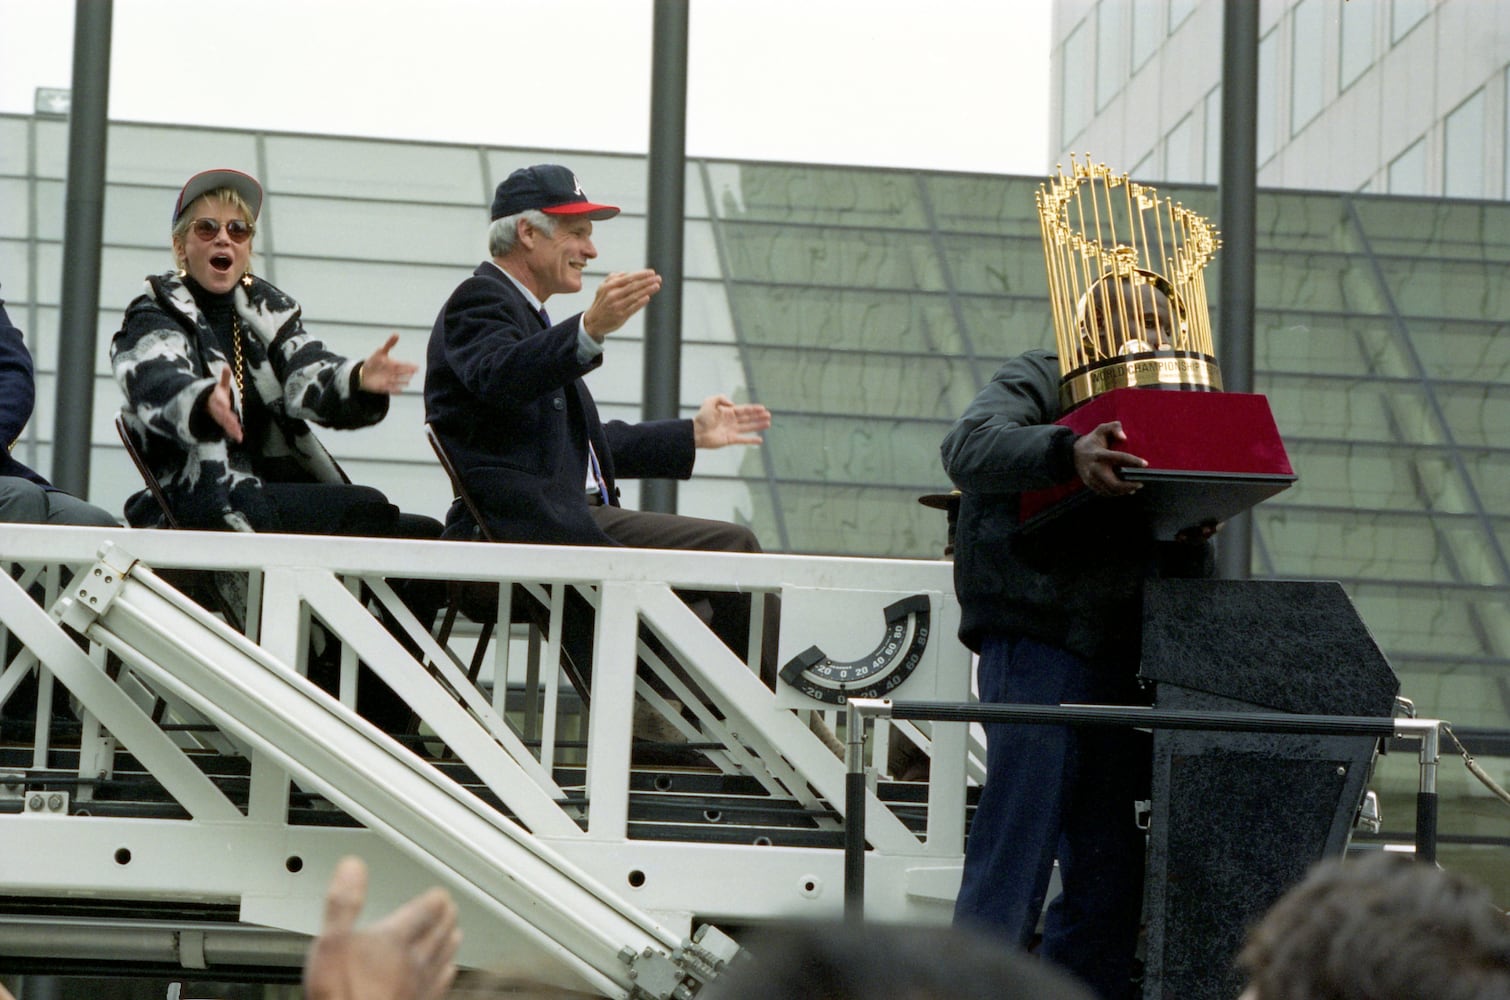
[359,334,418,395]
[207,365,244,443]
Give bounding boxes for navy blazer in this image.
[425,262,694,545]
[0,300,50,488]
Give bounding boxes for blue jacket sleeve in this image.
[603,418,695,481]
[0,298,49,486]
[0,300,37,450]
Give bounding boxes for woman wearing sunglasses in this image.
[110,168,438,541]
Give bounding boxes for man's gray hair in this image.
[488,210,556,257]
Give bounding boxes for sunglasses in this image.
[189,217,255,243]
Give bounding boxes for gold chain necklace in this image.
[231,316,246,396]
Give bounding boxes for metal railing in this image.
[0,524,971,986]
[842,698,1442,920]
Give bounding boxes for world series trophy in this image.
[1020,156,1296,535]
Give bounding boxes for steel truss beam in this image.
[0,526,970,991]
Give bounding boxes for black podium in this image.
[1138,579,1400,1000]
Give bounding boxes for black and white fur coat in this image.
[111,272,387,530]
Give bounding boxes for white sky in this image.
[0,0,1053,176]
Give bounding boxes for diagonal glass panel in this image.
[1256,311,1407,376]
[1347,581,1504,660]
[958,296,1055,358]
[923,175,1046,238]
[1260,373,1444,445]
[1396,318,1510,382]
[718,224,947,290]
[1434,383,1510,449]
[728,284,991,355]
[1269,440,1465,512]
[1253,192,1366,252]
[752,482,949,559]
[1377,258,1510,321]
[1353,196,1510,262]
[761,413,958,487]
[938,233,1048,296]
[1258,507,1493,585]
[740,345,971,421]
[1255,251,1390,313]
[708,163,929,228]
[1465,450,1510,514]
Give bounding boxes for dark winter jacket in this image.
[941,349,1211,664]
[0,298,50,489]
[425,262,693,546]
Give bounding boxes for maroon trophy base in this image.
[1020,388,1296,539]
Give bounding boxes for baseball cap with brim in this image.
[490,164,619,222]
[173,168,263,224]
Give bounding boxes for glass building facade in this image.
[3,113,1506,892]
[1059,0,1510,201]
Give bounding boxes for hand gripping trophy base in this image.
[1021,385,1297,540]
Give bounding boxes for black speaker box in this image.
[1138,578,1399,1000]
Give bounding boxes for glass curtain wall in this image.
[704,162,1510,892]
[5,113,1507,891]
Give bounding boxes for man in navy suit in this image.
[1,288,118,527]
[425,164,775,681]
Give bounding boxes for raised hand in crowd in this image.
[303,856,461,1000]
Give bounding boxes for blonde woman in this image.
[112,168,435,539]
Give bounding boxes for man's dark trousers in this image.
[953,635,1149,1000]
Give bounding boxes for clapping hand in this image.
[359,334,418,395]
[207,366,244,444]
[693,394,772,449]
[582,269,662,340]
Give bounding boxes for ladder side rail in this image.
[327,573,574,811]
[58,547,686,996]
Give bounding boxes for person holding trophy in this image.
[942,160,1226,1000]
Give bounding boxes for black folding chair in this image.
[425,424,590,706]
[114,412,253,625]
[114,412,179,528]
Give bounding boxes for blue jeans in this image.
[953,635,1149,1000]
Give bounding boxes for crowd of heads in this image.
[1238,852,1510,1000]
[289,850,1509,1000]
